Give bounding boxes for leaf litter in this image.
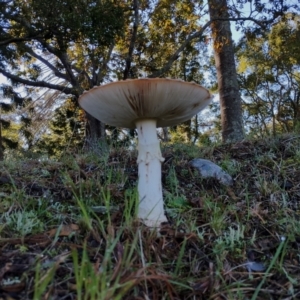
[0,134,300,299]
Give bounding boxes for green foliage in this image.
[237,14,300,137]
[3,210,44,236]
[0,85,34,156]
[1,134,300,297]
[2,122,20,150]
[0,0,299,147]
[0,0,126,149]
[1,0,124,49]
[268,14,300,66]
[0,0,213,146]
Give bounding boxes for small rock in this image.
[189,158,233,186]
[246,260,266,272]
[281,180,293,190]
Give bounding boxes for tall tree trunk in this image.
[162,127,169,142]
[208,0,244,143]
[79,81,107,148]
[85,112,106,149]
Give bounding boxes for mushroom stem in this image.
[135,119,168,227]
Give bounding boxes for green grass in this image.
[0,133,300,299]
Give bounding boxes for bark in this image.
[162,127,169,142]
[209,0,244,143]
[85,112,106,150]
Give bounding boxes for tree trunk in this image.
[85,112,107,150]
[162,127,169,142]
[208,0,244,143]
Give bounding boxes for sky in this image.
[0,74,6,85]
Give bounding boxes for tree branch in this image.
[35,38,79,88]
[0,0,13,4]
[91,50,98,86]
[24,46,68,80]
[97,42,115,85]
[149,16,274,78]
[1,33,80,91]
[59,52,79,87]
[149,20,212,78]
[4,13,33,33]
[71,64,92,87]
[0,36,39,46]
[0,68,76,95]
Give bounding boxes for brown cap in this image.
[79,78,212,129]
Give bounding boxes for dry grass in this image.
[0,133,300,299]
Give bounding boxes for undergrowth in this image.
[0,133,300,299]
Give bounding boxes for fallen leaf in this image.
[0,281,25,293]
[47,224,79,238]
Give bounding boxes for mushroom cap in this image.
[79,78,212,129]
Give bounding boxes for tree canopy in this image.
[0,0,299,157]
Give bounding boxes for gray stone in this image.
[189,158,233,186]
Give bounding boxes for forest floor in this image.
[0,133,300,299]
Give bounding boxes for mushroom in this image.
[79,78,212,227]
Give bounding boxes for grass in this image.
[0,133,300,299]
